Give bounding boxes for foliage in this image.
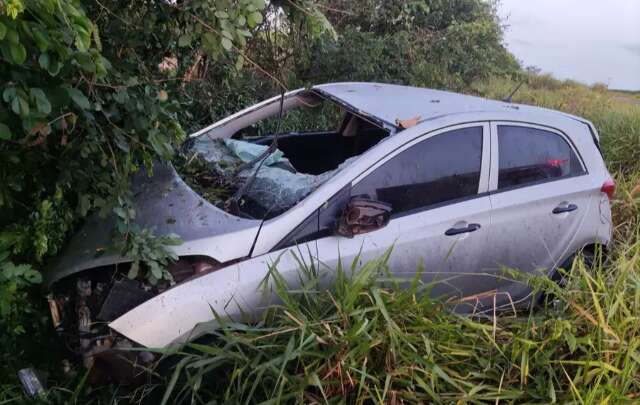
[0,0,290,282]
[290,0,520,90]
[117,226,182,285]
[155,0,521,135]
[0,0,269,392]
[0,231,40,335]
[0,0,184,281]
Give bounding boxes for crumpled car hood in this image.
[46,162,260,286]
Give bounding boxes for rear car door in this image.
[274,123,498,306]
[487,122,590,305]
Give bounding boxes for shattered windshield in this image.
[175,91,390,220]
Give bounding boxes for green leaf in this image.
[32,28,50,52]
[46,54,62,76]
[163,234,183,246]
[30,88,52,115]
[9,43,27,64]
[0,22,6,40]
[235,55,245,70]
[11,96,29,117]
[214,11,229,19]
[75,52,96,73]
[128,261,139,279]
[23,269,42,284]
[75,26,91,52]
[78,194,91,216]
[247,12,263,28]
[202,32,216,48]
[178,34,191,47]
[0,123,11,140]
[38,53,49,70]
[114,134,130,152]
[66,87,91,110]
[6,28,18,44]
[2,87,16,103]
[221,37,233,51]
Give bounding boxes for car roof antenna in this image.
[227,90,286,216]
[502,79,526,103]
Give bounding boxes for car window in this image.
[497,125,585,190]
[352,126,483,215]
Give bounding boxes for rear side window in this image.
[498,125,585,190]
[352,126,483,214]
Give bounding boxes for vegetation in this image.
[1,0,639,403]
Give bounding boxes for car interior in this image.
[249,113,389,175]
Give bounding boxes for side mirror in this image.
[336,196,392,238]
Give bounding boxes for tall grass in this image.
[163,238,640,403]
[159,78,640,403]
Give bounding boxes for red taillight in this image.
[601,179,615,200]
[547,158,568,168]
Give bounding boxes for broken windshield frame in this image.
[190,89,391,141]
[179,90,391,221]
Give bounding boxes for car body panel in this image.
[46,163,260,287]
[110,198,495,348]
[487,176,601,304]
[312,83,593,130]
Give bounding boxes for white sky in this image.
[498,0,640,90]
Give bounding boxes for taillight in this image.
[601,179,615,200]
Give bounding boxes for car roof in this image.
[312,82,590,130]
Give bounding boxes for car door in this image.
[487,122,590,306]
[272,123,499,307]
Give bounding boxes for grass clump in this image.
[162,242,640,403]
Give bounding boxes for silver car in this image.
[46,83,613,377]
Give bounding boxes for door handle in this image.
[445,223,481,236]
[552,203,578,214]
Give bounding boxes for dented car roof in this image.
[312,82,590,130]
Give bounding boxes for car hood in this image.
[46,162,260,286]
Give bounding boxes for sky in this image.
[498,0,640,90]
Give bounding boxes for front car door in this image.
[487,122,591,306]
[271,123,499,308]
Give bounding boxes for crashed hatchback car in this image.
[46,83,613,379]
